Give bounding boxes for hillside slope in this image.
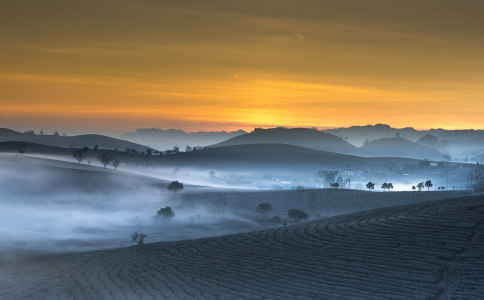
[0,128,151,152]
[360,137,444,160]
[1,195,483,299]
[212,128,358,155]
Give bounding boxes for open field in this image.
[0,195,482,299]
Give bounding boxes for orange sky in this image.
[1,0,483,134]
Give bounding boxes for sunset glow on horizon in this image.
[1,0,483,134]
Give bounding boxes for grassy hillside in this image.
[1,195,482,299]
[0,128,152,152]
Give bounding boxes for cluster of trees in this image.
[381,182,394,191]
[168,181,184,192]
[412,180,433,191]
[364,180,438,191]
[71,148,120,169]
[255,202,309,224]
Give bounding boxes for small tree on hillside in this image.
[72,147,89,164]
[256,203,272,218]
[131,232,147,246]
[111,158,120,170]
[168,181,184,192]
[17,146,26,156]
[157,206,175,219]
[425,180,433,191]
[366,182,375,191]
[417,182,424,191]
[412,185,416,191]
[98,152,112,167]
[387,183,394,191]
[381,182,388,191]
[287,208,309,222]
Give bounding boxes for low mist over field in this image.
[2,0,484,297]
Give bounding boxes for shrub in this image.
[168,180,184,192]
[287,208,309,222]
[157,206,175,219]
[131,231,147,246]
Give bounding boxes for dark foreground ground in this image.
[0,195,483,299]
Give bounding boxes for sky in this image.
[1,0,483,135]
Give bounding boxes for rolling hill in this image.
[1,194,482,299]
[0,128,152,152]
[121,128,247,151]
[211,127,358,155]
[359,137,444,160]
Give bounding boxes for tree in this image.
[256,203,272,218]
[157,206,175,219]
[387,183,394,191]
[173,146,180,153]
[412,185,416,191]
[438,186,446,191]
[287,208,309,222]
[167,180,184,192]
[94,145,99,150]
[72,147,89,164]
[366,182,375,191]
[98,152,112,167]
[330,182,339,189]
[131,232,146,246]
[111,158,120,170]
[425,180,433,191]
[468,162,484,193]
[17,146,26,156]
[417,182,424,191]
[381,182,388,191]
[317,170,339,188]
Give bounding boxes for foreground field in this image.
[1,195,483,299]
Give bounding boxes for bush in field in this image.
[168,180,184,192]
[157,206,175,219]
[256,202,272,218]
[131,232,147,246]
[287,208,309,222]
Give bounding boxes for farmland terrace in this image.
[1,195,483,299]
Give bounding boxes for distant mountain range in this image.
[324,124,484,157]
[121,128,247,151]
[4,124,484,161]
[212,128,445,160]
